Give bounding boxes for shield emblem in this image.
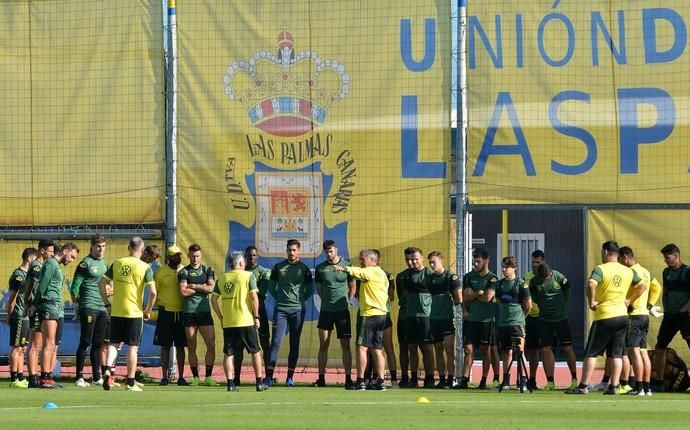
[255,171,323,258]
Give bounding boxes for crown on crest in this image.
[224,30,350,137]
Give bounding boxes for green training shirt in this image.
[315,258,352,312]
[495,277,530,327]
[401,267,433,318]
[35,257,64,309]
[529,270,570,322]
[463,271,498,323]
[178,264,215,313]
[71,255,108,311]
[429,269,460,320]
[8,268,28,319]
[269,259,314,311]
[27,258,43,306]
[246,264,271,297]
[662,264,690,315]
[395,269,409,313]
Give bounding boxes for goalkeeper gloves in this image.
[647,303,663,318]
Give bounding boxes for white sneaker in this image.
[500,385,511,391]
[135,380,145,388]
[591,382,608,392]
[92,378,104,386]
[645,390,653,397]
[391,381,400,389]
[75,378,90,388]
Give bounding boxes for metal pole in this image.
[502,209,509,258]
[165,0,178,246]
[455,0,469,380]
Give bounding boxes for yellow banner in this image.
[0,1,165,225]
[587,209,690,361]
[468,1,690,204]
[176,0,451,359]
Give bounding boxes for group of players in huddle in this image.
[5,235,690,394]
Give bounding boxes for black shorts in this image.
[9,317,30,347]
[525,316,542,349]
[30,312,41,332]
[538,318,573,347]
[463,320,495,346]
[154,308,187,348]
[656,313,690,349]
[497,325,525,351]
[183,311,214,327]
[223,326,260,356]
[397,313,408,345]
[38,314,63,344]
[317,310,352,339]
[79,308,110,349]
[430,319,455,342]
[585,315,628,358]
[406,316,432,344]
[385,312,393,330]
[38,309,60,322]
[110,316,144,346]
[357,315,386,349]
[627,315,649,349]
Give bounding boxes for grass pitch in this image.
[1,382,689,429]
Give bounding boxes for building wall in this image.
[470,209,586,351]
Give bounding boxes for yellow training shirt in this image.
[154,265,183,311]
[589,261,641,321]
[628,263,651,316]
[346,266,388,317]
[213,270,257,328]
[103,256,154,318]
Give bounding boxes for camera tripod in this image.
[498,343,532,393]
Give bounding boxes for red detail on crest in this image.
[299,100,312,117]
[257,117,315,137]
[261,100,274,116]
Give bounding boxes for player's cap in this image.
[166,245,183,256]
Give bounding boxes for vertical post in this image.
[502,209,509,257]
[455,0,468,380]
[165,0,178,246]
[582,206,589,352]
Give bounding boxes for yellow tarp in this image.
[0,0,165,225]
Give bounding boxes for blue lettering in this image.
[591,11,627,66]
[618,87,675,174]
[538,13,575,67]
[643,8,687,64]
[469,15,503,69]
[516,14,524,68]
[549,91,597,175]
[400,18,436,72]
[401,96,446,178]
[473,92,536,177]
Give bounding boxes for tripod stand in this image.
[498,343,532,393]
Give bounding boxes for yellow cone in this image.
[416,396,430,403]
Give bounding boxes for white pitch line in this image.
[1,398,687,412]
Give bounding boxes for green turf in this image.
[1,383,689,429]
